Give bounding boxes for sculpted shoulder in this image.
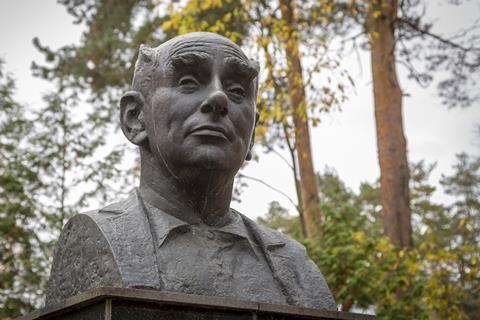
[46,192,160,305]
[45,209,122,305]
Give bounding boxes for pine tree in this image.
[0,61,47,318]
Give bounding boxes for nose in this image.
[200,90,228,117]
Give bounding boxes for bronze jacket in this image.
[45,190,336,310]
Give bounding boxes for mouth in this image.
[188,125,229,141]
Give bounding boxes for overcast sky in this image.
[1,0,479,220]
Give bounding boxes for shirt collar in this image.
[215,213,251,241]
[141,200,190,247]
[140,192,255,251]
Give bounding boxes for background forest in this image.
[1,0,479,319]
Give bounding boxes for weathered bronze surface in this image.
[46,32,335,310]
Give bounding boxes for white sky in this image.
[1,0,479,220]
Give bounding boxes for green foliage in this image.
[424,154,480,319]
[163,0,249,44]
[0,61,46,319]
[33,0,153,97]
[312,170,428,318]
[258,161,480,319]
[257,201,304,240]
[29,89,133,232]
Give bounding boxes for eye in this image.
[227,84,245,97]
[178,76,199,91]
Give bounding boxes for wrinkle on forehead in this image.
[159,33,249,64]
[168,41,247,61]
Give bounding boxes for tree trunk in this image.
[259,35,307,238]
[367,0,412,247]
[279,0,322,240]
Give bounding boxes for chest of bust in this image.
[149,219,287,305]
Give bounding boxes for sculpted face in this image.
[121,33,258,175]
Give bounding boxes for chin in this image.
[187,150,239,172]
[195,155,231,171]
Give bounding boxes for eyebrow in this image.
[167,52,213,69]
[224,56,259,81]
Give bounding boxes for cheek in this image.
[150,89,202,141]
[166,97,197,140]
[150,89,183,127]
[145,90,173,140]
[233,103,255,139]
[150,89,170,115]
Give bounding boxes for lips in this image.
[188,124,229,141]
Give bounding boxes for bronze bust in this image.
[45,32,336,310]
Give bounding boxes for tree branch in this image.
[397,17,480,53]
[237,173,300,212]
[262,144,294,169]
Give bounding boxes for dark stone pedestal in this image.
[18,287,375,320]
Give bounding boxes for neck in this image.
[138,149,235,226]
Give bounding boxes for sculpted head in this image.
[120,32,259,179]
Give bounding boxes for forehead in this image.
[154,34,259,84]
[163,34,249,65]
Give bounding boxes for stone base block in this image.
[17,287,374,320]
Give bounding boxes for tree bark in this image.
[367,0,412,247]
[258,33,307,238]
[279,0,322,240]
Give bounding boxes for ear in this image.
[245,112,259,161]
[120,91,148,146]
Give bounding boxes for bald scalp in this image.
[131,32,259,100]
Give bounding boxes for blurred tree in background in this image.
[259,157,480,318]
[0,61,46,318]
[0,0,479,319]
[1,47,133,320]
[303,0,480,251]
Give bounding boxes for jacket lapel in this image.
[239,214,304,305]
